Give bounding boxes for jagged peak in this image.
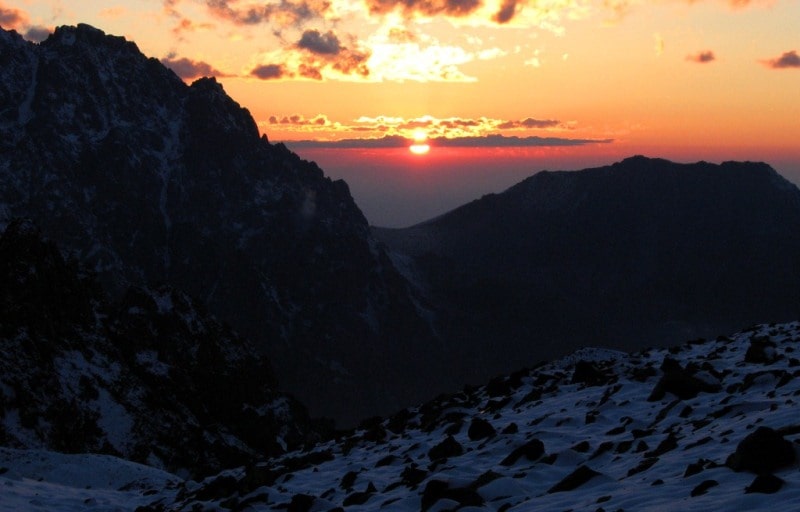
[45,23,138,52]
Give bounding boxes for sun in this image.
[409,130,431,155]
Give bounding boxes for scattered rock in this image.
[648,359,721,401]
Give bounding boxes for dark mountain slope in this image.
[0,220,325,477]
[0,24,450,425]
[375,156,800,385]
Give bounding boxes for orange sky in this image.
[2,0,799,225]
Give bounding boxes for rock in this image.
[745,473,785,494]
[421,480,483,511]
[547,465,601,493]
[690,480,718,497]
[745,337,780,364]
[468,417,497,441]
[287,493,315,512]
[500,439,545,466]
[572,361,611,386]
[726,426,795,473]
[428,435,463,461]
[648,359,721,401]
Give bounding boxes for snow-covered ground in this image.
[0,448,180,512]
[3,321,800,511]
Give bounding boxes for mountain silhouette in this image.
[375,156,800,385]
[0,24,450,426]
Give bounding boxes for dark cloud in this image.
[0,4,26,27]
[493,0,518,23]
[251,63,291,79]
[161,56,227,80]
[204,0,326,27]
[284,134,612,149]
[762,50,800,69]
[23,25,51,42]
[295,30,371,78]
[268,114,329,125]
[365,0,482,18]
[297,29,341,55]
[497,117,560,129]
[686,50,715,63]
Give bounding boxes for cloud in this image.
[171,17,215,37]
[251,63,292,79]
[23,25,51,42]
[283,134,613,149]
[203,0,326,27]
[294,29,371,78]
[0,3,27,29]
[496,118,560,129]
[686,50,715,63]
[493,0,519,23]
[297,29,341,55]
[365,0,482,18]
[761,50,800,69]
[259,114,574,140]
[161,55,229,80]
[268,114,330,125]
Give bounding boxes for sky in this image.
[2,0,799,226]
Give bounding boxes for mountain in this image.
[7,321,800,510]
[0,219,328,478]
[0,24,451,426]
[375,155,800,386]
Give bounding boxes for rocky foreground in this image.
[6,321,796,511]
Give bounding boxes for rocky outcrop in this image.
[0,221,326,478]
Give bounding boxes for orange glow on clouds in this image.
[2,0,799,173]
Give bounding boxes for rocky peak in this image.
[0,23,450,425]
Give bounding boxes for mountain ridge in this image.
[375,155,800,387]
[0,23,451,426]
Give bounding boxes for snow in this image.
[0,448,179,512]
[4,322,800,511]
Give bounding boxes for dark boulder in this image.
[500,438,545,466]
[745,337,780,364]
[428,435,463,461]
[572,361,611,386]
[726,426,795,473]
[648,359,721,401]
[468,417,497,441]
[745,473,785,494]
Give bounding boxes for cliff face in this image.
[0,24,450,426]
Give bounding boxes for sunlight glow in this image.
[409,143,431,155]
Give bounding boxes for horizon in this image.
[2,0,799,226]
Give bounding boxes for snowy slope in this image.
[4,321,800,510]
[0,448,180,512]
[155,321,800,511]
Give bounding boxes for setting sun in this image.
[409,129,430,155]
